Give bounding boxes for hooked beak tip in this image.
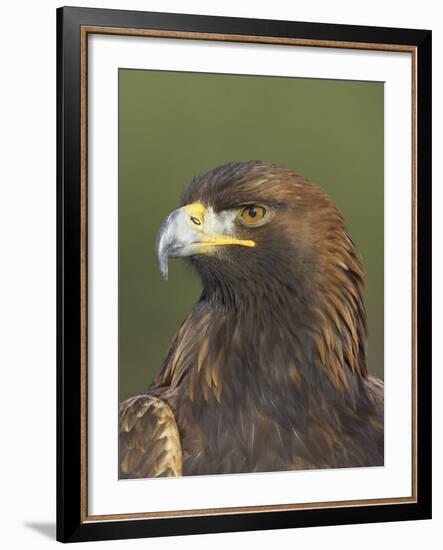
[155,228,169,282]
[160,262,169,281]
[156,243,169,281]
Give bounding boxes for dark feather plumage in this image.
[119,161,384,478]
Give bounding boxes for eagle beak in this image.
[155,202,255,280]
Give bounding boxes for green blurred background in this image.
[119,69,384,402]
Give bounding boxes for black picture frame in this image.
[57,6,432,543]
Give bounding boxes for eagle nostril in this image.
[190,216,202,226]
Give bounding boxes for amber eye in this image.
[239,205,267,226]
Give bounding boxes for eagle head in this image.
[156,161,363,296]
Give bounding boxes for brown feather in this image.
[119,395,182,478]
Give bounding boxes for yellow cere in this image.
[184,202,206,226]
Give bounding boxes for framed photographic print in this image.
[56,6,432,543]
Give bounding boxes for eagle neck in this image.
[191,268,368,399]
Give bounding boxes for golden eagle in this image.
[119,161,384,478]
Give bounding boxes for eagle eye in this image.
[238,205,268,227]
